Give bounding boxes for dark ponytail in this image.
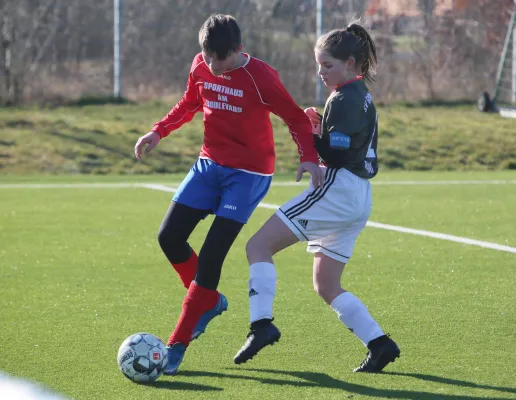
[346,22,378,83]
[315,20,378,84]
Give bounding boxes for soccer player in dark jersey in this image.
[234,21,400,373]
[133,14,324,375]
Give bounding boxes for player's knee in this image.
[157,226,190,263]
[313,278,339,304]
[158,217,186,244]
[245,234,271,261]
[157,225,173,249]
[313,280,326,299]
[245,237,257,261]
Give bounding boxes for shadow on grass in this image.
[47,130,131,159]
[148,380,222,392]
[383,372,516,395]
[68,95,134,107]
[176,368,515,399]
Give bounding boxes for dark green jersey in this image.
[314,78,378,179]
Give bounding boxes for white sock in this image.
[249,262,277,323]
[330,291,384,346]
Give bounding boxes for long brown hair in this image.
[315,20,378,84]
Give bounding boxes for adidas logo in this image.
[249,288,258,297]
[298,219,308,229]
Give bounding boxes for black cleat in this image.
[353,334,400,373]
[234,321,281,364]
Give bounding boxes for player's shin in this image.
[248,262,277,324]
[233,261,280,364]
[330,291,384,346]
[168,281,219,347]
[172,250,198,288]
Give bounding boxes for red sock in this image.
[167,281,220,347]
[172,250,198,288]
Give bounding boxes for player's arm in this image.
[320,95,367,152]
[260,70,319,165]
[304,107,322,137]
[259,69,323,187]
[134,57,203,159]
[152,70,203,139]
[325,94,364,137]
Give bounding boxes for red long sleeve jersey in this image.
[152,53,318,175]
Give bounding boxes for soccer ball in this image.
[117,332,168,383]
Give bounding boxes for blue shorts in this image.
[173,158,272,224]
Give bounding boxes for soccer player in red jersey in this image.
[134,14,324,375]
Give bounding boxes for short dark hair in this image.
[315,20,378,84]
[199,14,241,59]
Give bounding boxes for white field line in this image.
[370,179,516,186]
[0,183,145,189]
[366,222,516,253]
[271,180,516,186]
[2,182,515,254]
[2,179,516,189]
[140,183,177,193]
[140,184,516,254]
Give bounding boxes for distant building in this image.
[364,0,475,17]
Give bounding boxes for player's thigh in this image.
[173,158,221,212]
[312,252,346,291]
[215,169,272,223]
[276,172,341,243]
[276,171,353,242]
[159,201,210,240]
[246,214,300,261]
[307,218,368,264]
[278,168,370,244]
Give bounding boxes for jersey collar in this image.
[333,76,363,92]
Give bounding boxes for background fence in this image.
[0,0,514,105]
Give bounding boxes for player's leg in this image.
[242,169,341,335]
[233,213,300,364]
[196,216,244,289]
[234,168,344,364]
[159,159,223,375]
[165,217,242,375]
[246,213,300,326]
[158,201,209,288]
[310,213,400,372]
[158,159,218,289]
[165,168,271,374]
[177,216,244,344]
[235,167,349,364]
[189,169,273,340]
[312,251,399,373]
[246,214,301,264]
[312,250,383,342]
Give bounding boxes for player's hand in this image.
[304,107,321,124]
[304,107,322,137]
[134,131,160,160]
[296,161,324,189]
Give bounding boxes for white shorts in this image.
[277,167,372,263]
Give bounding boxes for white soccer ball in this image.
[117,332,168,383]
